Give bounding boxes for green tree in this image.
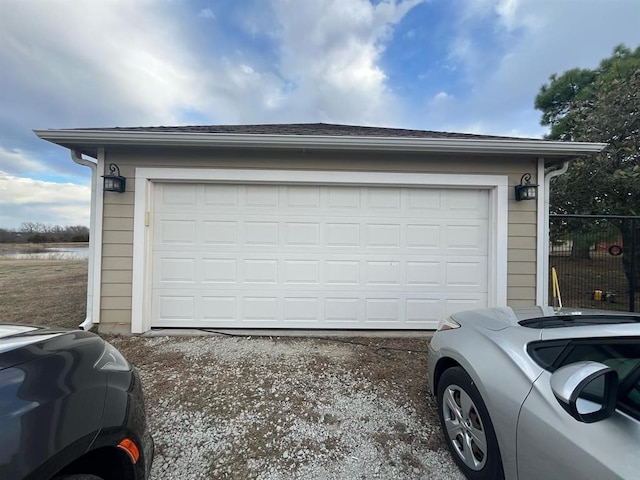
[536,45,640,290]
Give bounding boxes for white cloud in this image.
[0,172,90,228]
[198,8,216,20]
[0,146,49,175]
[0,0,204,128]
[432,91,452,102]
[419,0,640,137]
[259,0,425,124]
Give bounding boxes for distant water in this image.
[2,246,89,260]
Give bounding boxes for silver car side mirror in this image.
[550,361,618,424]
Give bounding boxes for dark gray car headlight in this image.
[94,342,131,372]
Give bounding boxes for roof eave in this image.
[33,129,607,158]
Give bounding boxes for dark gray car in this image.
[0,324,153,480]
[428,306,640,480]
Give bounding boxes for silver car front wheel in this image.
[437,367,504,480]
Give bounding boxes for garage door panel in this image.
[202,259,237,283]
[156,295,195,321]
[366,188,402,209]
[243,259,278,284]
[445,224,488,252]
[327,187,361,209]
[283,260,320,284]
[406,261,441,286]
[446,260,488,289]
[202,296,237,320]
[284,222,321,246]
[158,220,196,245]
[244,222,279,246]
[365,224,401,248]
[366,299,400,323]
[407,189,441,210]
[203,221,238,245]
[365,261,401,285]
[325,297,360,323]
[406,224,440,249]
[285,186,321,207]
[326,260,361,285]
[161,184,197,206]
[204,184,239,206]
[326,223,361,247]
[153,254,484,291]
[284,297,320,322]
[446,189,488,212]
[156,258,196,284]
[242,297,279,321]
[151,183,490,329]
[406,298,441,324]
[245,185,279,207]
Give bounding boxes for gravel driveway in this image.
[108,334,463,480]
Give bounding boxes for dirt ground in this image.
[0,258,87,328]
[0,257,462,479]
[108,334,462,479]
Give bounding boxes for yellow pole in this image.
[551,266,562,311]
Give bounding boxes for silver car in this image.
[428,306,640,480]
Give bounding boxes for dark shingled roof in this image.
[73,122,539,141]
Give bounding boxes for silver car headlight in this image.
[436,316,461,331]
[94,342,131,372]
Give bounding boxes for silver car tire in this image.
[437,367,504,480]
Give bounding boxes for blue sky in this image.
[1,0,639,229]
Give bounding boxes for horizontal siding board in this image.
[102,244,133,258]
[508,262,536,275]
[103,230,134,244]
[102,257,133,270]
[101,296,132,310]
[509,223,536,237]
[508,236,537,250]
[507,286,536,300]
[103,217,134,231]
[102,270,132,284]
[102,284,132,297]
[508,211,537,224]
[508,274,536,288]
[508,250,536,262]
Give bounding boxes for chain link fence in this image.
[549,214,640,312]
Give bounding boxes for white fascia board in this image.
[33,129,607,157]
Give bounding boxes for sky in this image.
[1,0,639,229]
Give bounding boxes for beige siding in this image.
[103,217,134,231]
[507,286,537,301]
[99,309,135,334]
[102,283,132,297]
[98,147,540,332]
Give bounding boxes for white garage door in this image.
[150,182,489,329]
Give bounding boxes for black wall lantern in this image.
[102,163,126,193]
[514,173,538,201]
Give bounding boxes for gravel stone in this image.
[107,335,464,480]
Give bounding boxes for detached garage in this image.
[35,124,605,334]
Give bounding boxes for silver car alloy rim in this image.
[442,384,488,471]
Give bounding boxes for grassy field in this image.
[0,258,87,328]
